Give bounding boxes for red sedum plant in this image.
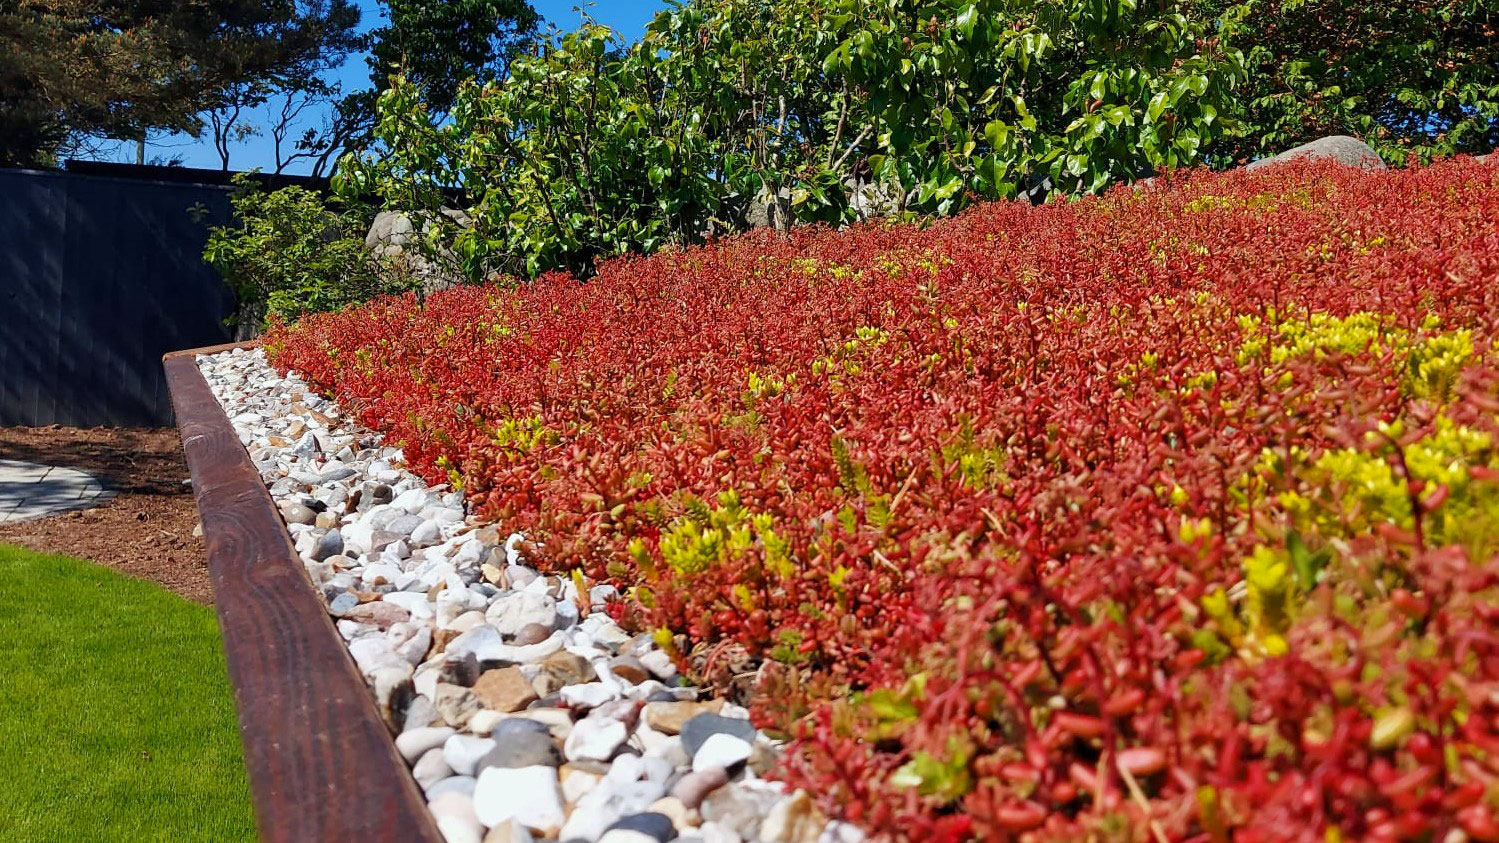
[267,157,1499,842]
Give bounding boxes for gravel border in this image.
[197,347,858,843]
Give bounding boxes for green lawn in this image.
[0,544,255,841]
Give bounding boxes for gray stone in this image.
[312,529,343,561]
[679,713,759,757]
[1244,135,1386,172]
[319,467,358,483]
[438,651,481,687]
[477,727,563,769]
[605,812,676,842]
[282,503,316,525]
[387,513,424,536]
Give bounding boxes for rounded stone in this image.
[604,812,677,842]
[312,529,343,561]
[282,503,316,525]
[671,767,729,809]
[478,727,563,770]
[512,622,552,646]
[679,713,758,757]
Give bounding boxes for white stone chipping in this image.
[197,346,861,843]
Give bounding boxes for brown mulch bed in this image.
[0,426,212,604]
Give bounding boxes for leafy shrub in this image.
[1214,0,1499,164]
[336,0,1244,280]
[204,175,411,326]
[269,157,1499,840]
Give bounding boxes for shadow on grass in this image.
[0,544,254,840]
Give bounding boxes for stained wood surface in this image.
[164,345,441,843]
[1,168,237,426]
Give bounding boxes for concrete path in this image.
[0,459,115,524]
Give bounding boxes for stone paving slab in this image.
[0,459,115,524]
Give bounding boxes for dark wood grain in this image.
[0,168,237,427]
[163,344,441,843]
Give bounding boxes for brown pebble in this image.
[472,666,539,712]
[541,650,596,685]
[430,627,462,657]
[608,655,651,685]
[345,601,410,630]
[644,699,724,735]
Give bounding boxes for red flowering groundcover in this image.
[268,158,1499,842]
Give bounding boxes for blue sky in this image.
[103,1,668,173]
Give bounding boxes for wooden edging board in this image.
[163,342,441,843]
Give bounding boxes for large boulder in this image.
[365,208,471,294]
[366,209,417,249]
[746,187,793,231]
[1244,135,1385,172]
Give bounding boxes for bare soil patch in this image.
[0,426,211,604]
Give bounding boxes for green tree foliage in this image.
[1213,0,1499,164]
[339,0,1245,281]
[0,0,361,166]
[369,0,541,112]
[203,176,410,325]
[308,0,541,176]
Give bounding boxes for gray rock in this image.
[679,713,759,757]
[312,529,343,562]
[282,503,316,525]
[1244,135,1386,172]
[402,694,438,731]
[328,591,360,615]
[491,717,556,741]
[387,514,424,536]
[363,482,394,506]
[478,727,563,769]
[319,467,358,483]
[604,812,676,842]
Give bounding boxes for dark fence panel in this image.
[0,168,237,427]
